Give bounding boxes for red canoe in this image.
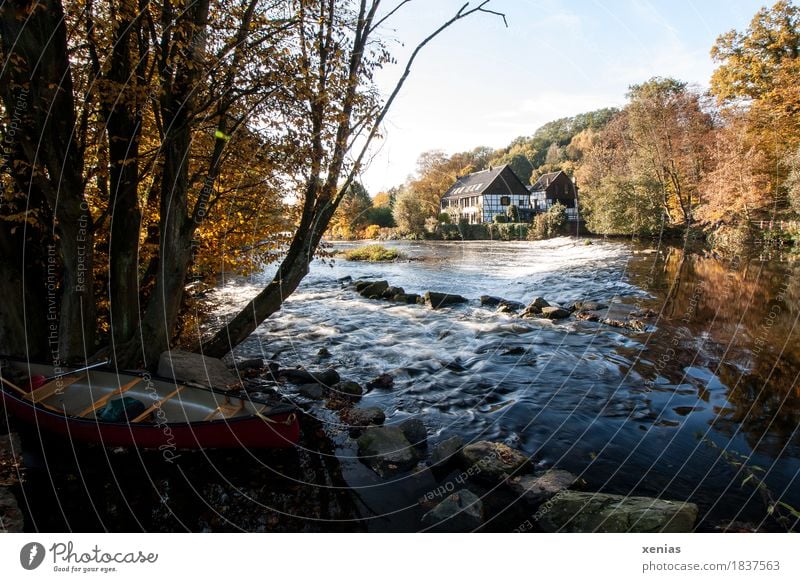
[0,360,299,449]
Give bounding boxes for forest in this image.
[333,1,800,244]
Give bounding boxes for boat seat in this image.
[130,386,184,423]
[24,374,86,405]
[204,400,244,421]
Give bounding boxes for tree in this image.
[393,186,429,238]
[202,1,506,358]
[710,1,800,103]
[0,0,506,367]
[696,112,772,224]
[329,182,373,238]
[624,77,712,224]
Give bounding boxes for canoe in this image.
[0,360,300,449]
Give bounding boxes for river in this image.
[10,237,800,532]
[215,237,800,531]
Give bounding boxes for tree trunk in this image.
[0,0,95,362]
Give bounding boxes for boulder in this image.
[383,286,405,299]
[335,380,363,397]
[575,311,600,322]
[359,280,389,299]
[497,300,525,314]
[366,373,394,390]
[157,350,239,389]
[338,275,353,284]
[506,469,578,506]
[537,491,699,533]
[424,291,469,309]
[530,297,550,309]
[280,367,340,387]
[392,293,421,304]
[421,489,483,532]
[297,383,324,400]
[576,301,608,311]
[354,280,375,292]
[345,407,386,427]
[540,306,571,320]
[316,347,332,358]
[430,436,464,467]
[520,307,541,318]
[0,487,23,532]
[399,418,428,448]
[479,295,503,306]
[460,441,530,482]
[357,426,418,476]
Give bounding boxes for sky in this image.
[360,0,768,193]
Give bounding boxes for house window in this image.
[519,198,526,207]
[500,196,510,206]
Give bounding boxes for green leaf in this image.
[214,129,231,141]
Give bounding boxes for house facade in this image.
[529,170,579,221]
[439,165,532,224]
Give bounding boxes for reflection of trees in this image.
[625,246,800,455]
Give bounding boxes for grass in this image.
[340,244,404,262]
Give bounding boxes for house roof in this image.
[441,165,527,199]
[530,170,565,192]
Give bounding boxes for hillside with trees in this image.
[384,0,800,245]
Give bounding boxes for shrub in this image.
[528,202,567,240]
[340,244,404,261]
[363,224,381,239]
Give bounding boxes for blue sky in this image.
[360,0,767,193]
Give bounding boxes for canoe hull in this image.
[0,385,300,450]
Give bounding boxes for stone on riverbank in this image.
[344,407,386,427]
[430,436,464,468]
[298,384,325,400]
[0,487,23,532]
[460,441,530,482]
[158,350,239,389]
[540,306,571,320]
[335,380,363,397]
[424,291,469,309]
[280,367,340,387]
[537,491,699,533]
[357,426,418,476]
[506,469,578,506]
[421,489,483,532]
[399,418,428,449]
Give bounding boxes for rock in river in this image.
[537,491,699,533]
[359,280,389,299]
[280,367,340,387]
[345,407,386,427]
[530,296,550,309]
[424,291,469,309]
[479,295,503,306]
[421,489,484,532]
[357,426,418,476]
[399,418,428,448]
[540,306,571,320]
[506,469,578,506]
[460,441,530,481]
[430,436,464,468]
